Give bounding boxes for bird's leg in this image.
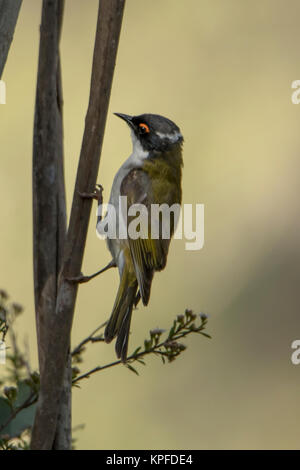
[79,183,103,204]
[67,184,114,284]
[79,183,104,226]
[67,259,116,284]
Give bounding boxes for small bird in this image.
[82,113,183,362]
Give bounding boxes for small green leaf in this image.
[4,386,17,404]
[132,346,141,356]
[136,359,146,366]
[126,364,139,376]
[168,325,176,339]
[199,332,211,339]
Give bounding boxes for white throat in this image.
[130,130,149,164]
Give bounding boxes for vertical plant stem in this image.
[32,0,68,449]
[32,0,66,375]
[30,0,126,450]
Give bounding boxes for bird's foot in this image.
[67,273,92,284]
[78,184,103,203]
[66,261,116,285]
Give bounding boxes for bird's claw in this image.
[78,183,103,202]
[67,273,91,284]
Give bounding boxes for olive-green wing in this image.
[120,168,171,305]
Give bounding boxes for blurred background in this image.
[1,0,300,450]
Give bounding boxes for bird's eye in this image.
[139,123,150,134]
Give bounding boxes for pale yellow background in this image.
[1,0,300,450]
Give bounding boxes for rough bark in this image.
[33,0,65,377]
[0,0,22,78]
[32,0,69,450]
[52,350,72,450]
[30,0,126,450]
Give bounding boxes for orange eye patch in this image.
[139,123,150,133]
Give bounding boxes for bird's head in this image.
[114,112,183,157]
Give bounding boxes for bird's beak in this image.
[114,113,134,128]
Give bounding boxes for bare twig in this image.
[30,0,126,450]
[0,392,38,436]
[73,360,122,383]
[71,321,106,357]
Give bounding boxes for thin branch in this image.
[71,321,106,357]
[73,360,122,383]
[30,0,126,450]
[73,312,210,383]
[0,392,37,436]
[72,340,181,383]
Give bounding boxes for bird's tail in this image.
[104,267,138,362]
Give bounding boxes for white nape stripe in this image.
[156,130,182,143]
